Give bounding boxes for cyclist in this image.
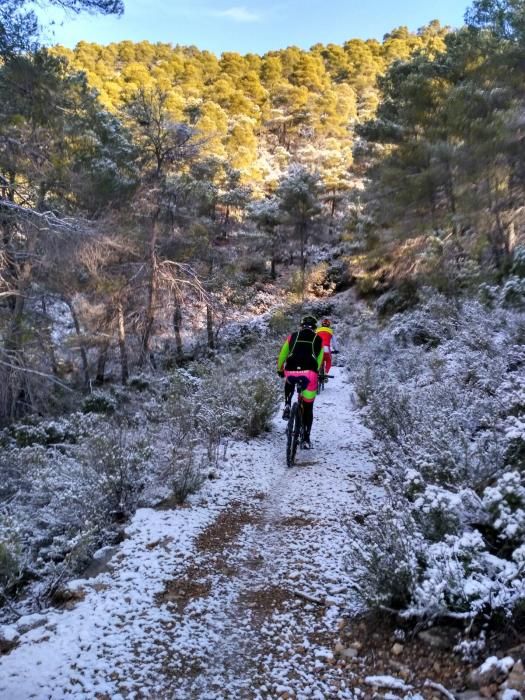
[316,318,338,378]
[277,315,324,448]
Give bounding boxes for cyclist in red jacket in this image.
[277,315,324,448]
[316,318,338,376]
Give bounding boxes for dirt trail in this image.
[0,370,379,700]
[154,370,379,699]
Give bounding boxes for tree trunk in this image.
[139,216,159,367]
[66,300,90,389]
[173,296,183,359]
[270,256,276,280]
[206,304,215,351]
[41,298,59,378]
[222,205,230,236]
[429,188,439,232]
[95,344,108,386]
[487,177,511,270]
[2,227,35,421]
[117,302,129,385]
[330,192,336,219]
[444,157,457,232]
[298,220,307,299]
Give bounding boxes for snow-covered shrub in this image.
[352,359,376,406]
[226,321,266,351]
[511,245,525,277]
[347,289,525,624]
[186,354,279,441]
[81,390,117,415]
[504,417,525,469]
[324,260,355,292]
[478,282,499,308]
[165,451,206,506]
[390,295,457,348]
[350,503,424,609]
[367,384,413,441]
[375,279,419,318]
[236,376,280,437]
[409,530,521,619]
[500,276,525,307]
[128,374,151,391]
[454,631,487,663]
[403,469,425,500]
[268,308,295,337]
[0,537,23,593]
[9,418,79,448]
[483,472,525,545]
[82,427,149,519]
[413,486,462,542]
[0,420,151,618]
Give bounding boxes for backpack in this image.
[285,328,320,371]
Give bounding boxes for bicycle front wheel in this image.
[286,402,301,466]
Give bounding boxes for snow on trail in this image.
[0,369,379,699]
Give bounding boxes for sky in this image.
[38,0,471,54]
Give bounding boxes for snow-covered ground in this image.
[0,369,379,699]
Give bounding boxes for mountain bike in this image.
[284,371,334,466]
[318,365,334,392]
[318,350,339,392]
[285,376,311,467]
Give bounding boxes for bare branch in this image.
[0,354,76,393]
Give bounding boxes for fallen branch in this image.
[424,680,456,700]
[293,589,325,606]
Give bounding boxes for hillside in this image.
[51,24,447,184]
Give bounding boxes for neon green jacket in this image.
[278,329,324,372]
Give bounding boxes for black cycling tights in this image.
[302,402,313,438]
[284,384,313,438]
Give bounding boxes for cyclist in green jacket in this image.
[277,315,324,448]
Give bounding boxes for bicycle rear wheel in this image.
[286,402,301,466]
[318,364,325,392]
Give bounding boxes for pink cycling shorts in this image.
[284,369,318,403]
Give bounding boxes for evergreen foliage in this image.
[359,0,525,282]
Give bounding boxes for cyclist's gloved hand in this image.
[277,370,285,378]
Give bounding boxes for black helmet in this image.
[300,315,317,329]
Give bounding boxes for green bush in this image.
[10,419,77,447]
[376,279,419,318]
[237,376,280,437]
[128,375,150,391]
[81,391,117,415]
[512,246,525,278]
[0,539,22,591]
[268,309,295,337]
